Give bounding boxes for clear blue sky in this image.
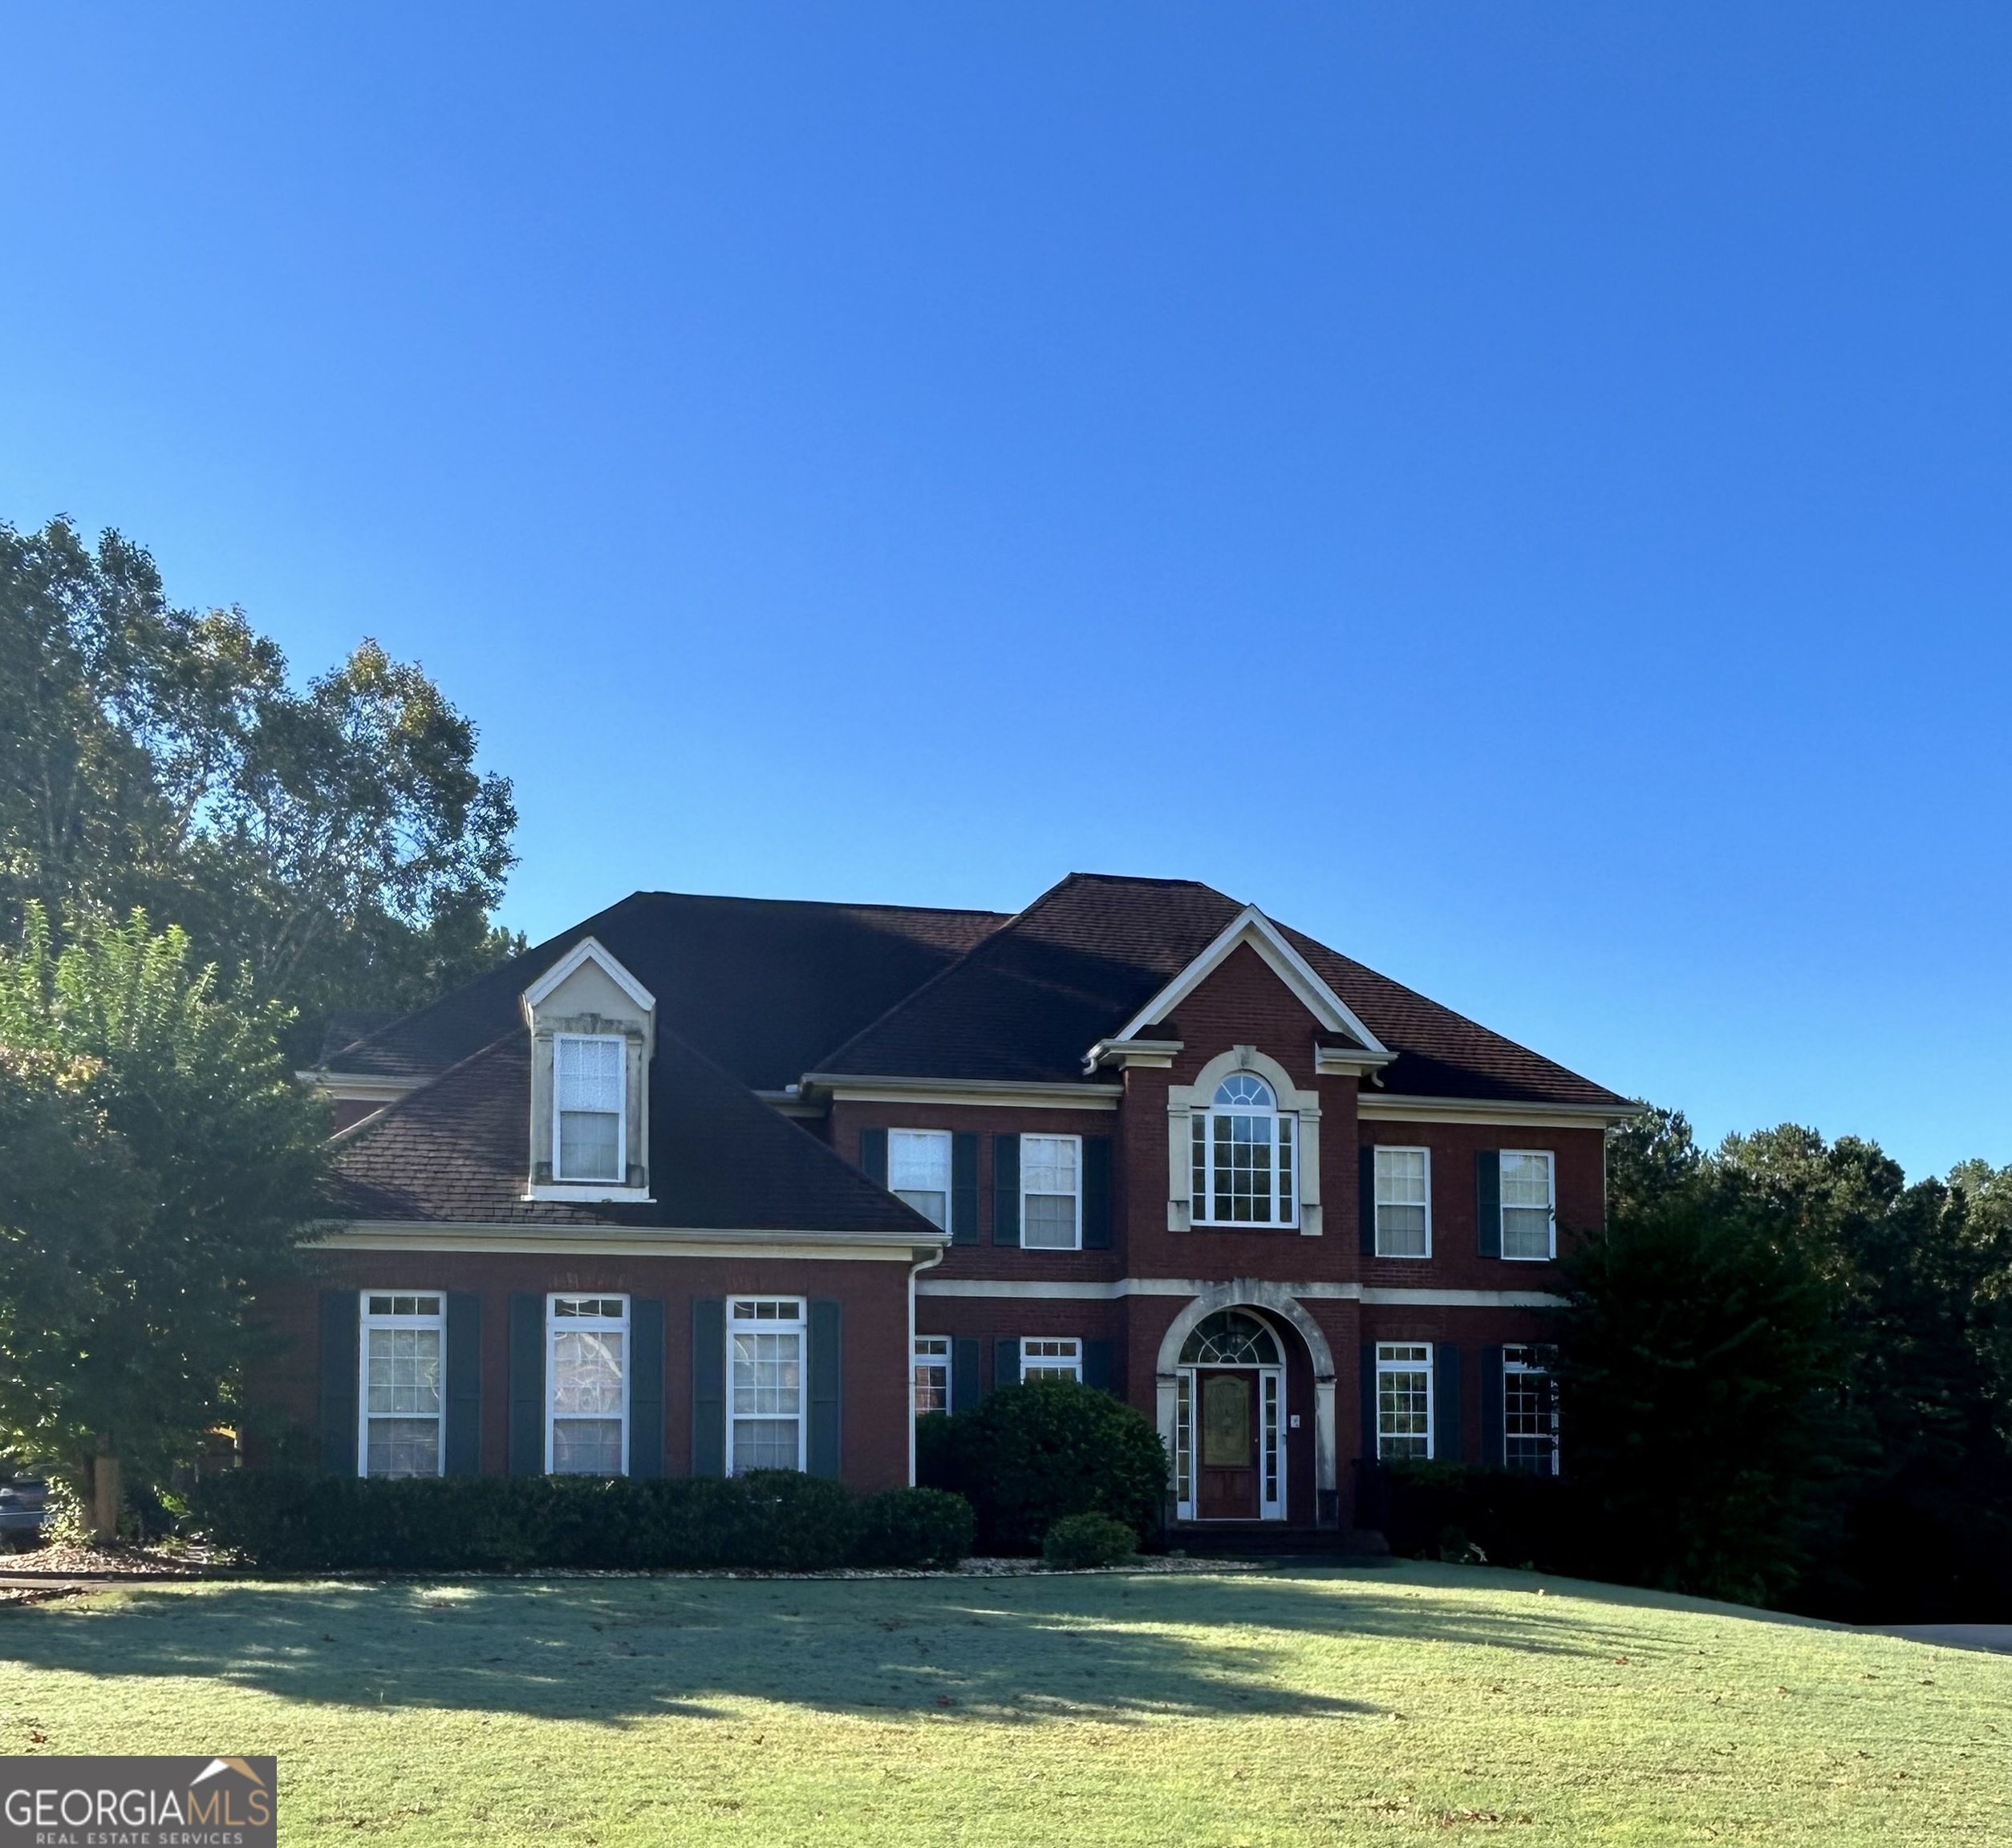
[3,6,2007,1181]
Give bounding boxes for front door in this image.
[1196,1369,1260,1519]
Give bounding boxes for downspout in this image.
[907,1242,947,1486]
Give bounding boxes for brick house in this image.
[286,873,1629,1536]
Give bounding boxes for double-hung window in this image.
[1191,1076,1296,1226]
[889,1129,951,1230]
[1503,1343,1560,1475]
[914,1335,951,1415]
[1375,1343,1434,1461]
[1020,1337,1082,1383]
[554,1034,625,1183]
[1500,1151,1556,1260]
[1373,1147,1430,1257]
[359,1292,444,1477]
[729,1298,805,1473]
[1020,1135,1081,1249]
[548,1295,628,1474]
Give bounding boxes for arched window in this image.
[1179,1309,1281,1367]
[1190,1074,1296,1226]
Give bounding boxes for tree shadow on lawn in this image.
[0,1566,1645,1728]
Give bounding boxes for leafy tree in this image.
[0,517,521,1059]
[0,904,327,1537]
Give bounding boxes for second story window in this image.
[1501,1151,1556,1259]
[1191,1075,1296,1226]
[1020,1135,1081,1249]
[554,1034,624,1182]
[1374,1147,1430,1257]
[889,1129,951,1230]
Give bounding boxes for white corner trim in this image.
[1100,906,1392,1060]
[1357,1094,1633,1128]
[521,936,656,1014]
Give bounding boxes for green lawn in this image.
[1,1562,2005,1845]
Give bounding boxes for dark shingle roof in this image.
[816,874,1244,1083]
[331,1026,940,1234]
[317,892,1007,1092]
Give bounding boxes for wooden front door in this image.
[1196,1369,1260,1519]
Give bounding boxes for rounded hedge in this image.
[1042,1511,1138,1569]
[920,1380,1166,1554]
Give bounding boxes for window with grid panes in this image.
[554,1035,624,1181]
[1020,1337,1081,1382]
[913,1336,951,1415]
[1374,1147,1430,1256]
[889,1130,951,1229]
[1190,1075,1296,1225]
[548,1295,628,1473]
[729,1298,805,1473]
[1020,1135,1081,1248]
[1503,1343,1560,1474]
[360,1293,444,1477]
[1375,1343,1434,1461]
[1500,1151,1556,1259]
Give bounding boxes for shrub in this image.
[188,1470,973,1572]
[1042,1511,1138,1569]
[1377,1461,1586,1575]
[920,1380,1166,1554]
[853,1486,975,1569]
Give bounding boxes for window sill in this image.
[1372,1250,1433,1261]
[525,1183,655,1203]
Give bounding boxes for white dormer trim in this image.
[521,937,656,1019]
[1089,906,1392,1068]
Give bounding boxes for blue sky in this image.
[2,6,2008,1181]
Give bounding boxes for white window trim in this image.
[545,1292,631,1476]
[1373,1145,1433,1259]
[356,1289,446,1479]
[913,1335,951,1416]
[1019,1336,1083,1383]
[552,1032,627,1186]
[889,1127,954,1231]
[1188,1077,1299,1230]
[1500,1149,1557,1262]
[1019,1133,1085,1251]
[1503,1343,1561,1476]
[728,1296,809,1476]
[1374,1342,1435,1462]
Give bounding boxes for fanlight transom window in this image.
[1191,1073,1296,1225]
[1179,1309,1281,1368]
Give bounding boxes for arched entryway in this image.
[1154,1281,1340,1527]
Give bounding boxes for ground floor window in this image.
[730,1297,805,1473]
[1020,1337,1082,1382]
[1503,1343,1559,1474]
[1376,1343,1434,1461]
[549,1294,628,1474]
[359,1291,444,1477]
[914,1335,951,1415]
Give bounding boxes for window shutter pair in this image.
[1434,1344,1462,1462]
[690,1298,840,1478]
[691,1298,726,1476]
[951,1133,979,1244]
[807,1300,843,1479]
[1476,1150,1503,1258]
[860,1126,888,1185]
[951,1336,982,1412]
[444,1294,482,1476]
[1083,1337,1118,1395]
[1358,1149,1377,1256]
[508,1295,545,1476]
[318,1291,359,1473]
[1081,1137,1113,1249]
[993,1134,1020,1245]
[994,1335,1020,1388]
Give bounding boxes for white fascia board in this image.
[296,1071,420,1101]
[1358,1094,1633,1128]
[314,1220,941,1261]
[799,1073,1124,1110]
[1104,907,1390,1057]
[520,936,656,1014]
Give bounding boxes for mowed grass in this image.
[0,1562,2006,1845]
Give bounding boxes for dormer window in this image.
[555,1034,625,1181]
[1191,1074,1297,1226]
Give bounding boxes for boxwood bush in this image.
[919,1380,1166,1554]
[1041,1511,1138,1569]
[189,1470,973,1573]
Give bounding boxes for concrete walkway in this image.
[1877,1624,2012,1655]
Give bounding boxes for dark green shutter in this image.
[1082,1136,1113,1249]
[1359,1343,1378,1462]
[951,1133,979,1244]
[318,1290,359,1475]
[444,1293,481,1476]
[993,1336,1020,1390]
[508,1294,545,1475]
[1434,1343,1462,1462]
[1480,1345,1505,1469]
[1359,1147,1377,1255]
[808,1299,842,1478]
[860,1125,888,1185]
[1084,1338,1117,1395]
[951,1336,980,1411]
[1476,1150,1503,1258]
[629,1299,664,1478]
[691,1298,725,1477]
[992,1133,1020,1245]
